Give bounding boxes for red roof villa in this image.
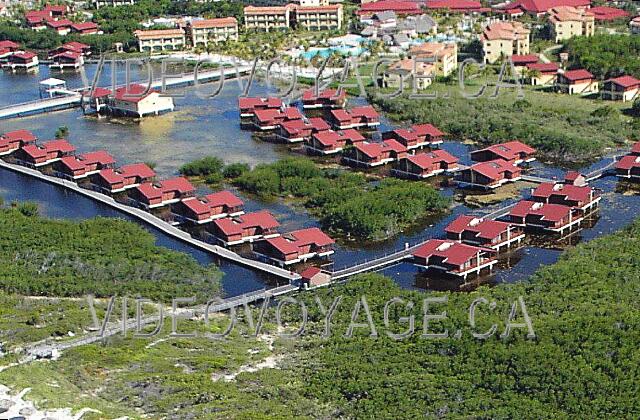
[238,97,283,118]
[254,227,335,266]
[174,191,245,224]
[412,239,498,279]
[58,150,115,179]
[71,22,99,35]
[531,182,601,212]
[602,75,640,102]
[471,141,536,165]
[2,51,39,71]
[495,0,591,17]
[208,210,280,246]
[343,140,408,167]
[392,149,459,179]
[50,50,83,70]
[46,19,73,35]
[426,0,484,13]
[507,200,583,233]
[330,106,380,129]
[252,107,303,131]
[383,123,446,149]
[93,163,156,194]
[445,215,525,251]
[276,117,330,143]
[306,129,365,155]
[525,62,559,86]
[556,69,599,95]
[615,152,640,181]
[0,129,37,156]
[16,139,75,167]
[357,1,423,20]
[48,42,91,59]
[455,159,522,189]
[0,40,20,59]
[302,88,347,109]
[131,177,195,209]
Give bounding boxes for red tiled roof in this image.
[413,239,494,265]
[358,1,423,15]
[53,51,81,60]
[190,17,237,28]
[1,129,36,143]
[509,200,571,222]
[0,40,19,49]
[71,22,98,31]
[606,75,640,89]
[426,0,483,11]
[213,210,279,236]
[469,159,519,180]
[313,130,341,146]
[341,129,365,142]
[473,141,536,161]
[113,84,156,103]
[350,105,379,119]
[203,190,244,209]
[300,266,322,280]
[265,227,334,254]
[43,139,75,154]
[21,144,46,159]
[532,182,593,204]
[499,0,590,14]
[616,154,640,170]
[445,215,513,239]
[136,177,194,200]
[46,19,72,28]
[330,109,351,122]
[83,87,112,98]
[355,142,384,158]
[511,54,539,65]
[589,6,629,21]
[43,4,68,13]
[99,163,155,185]
[561,69,594,82]
[631,142,640,154]
[407,150,459,168]
[564,171,583,182]
[309,117,330,132]
[238,97,282,109]
[302,88,346,101]
[412,123,445,138]
[382,139,407,153]
[526,62,559,73]
[12,52,37,60]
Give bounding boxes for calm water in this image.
[1,64,639,296]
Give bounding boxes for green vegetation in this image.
[232,158,450,241]
[565,34,640,79]
[0,206,221,302]
[3,218,640,418]
[374,85,635,163]
[54,125,68,139]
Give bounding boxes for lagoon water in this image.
[1,64,639,296]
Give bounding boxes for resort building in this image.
[408,42,458,77]
[357,1,423,20]
[2,51,39,71]
[412,239,498,280]
[602,76,640,102]
[481,22,530,64]
[243,5,293,32]
[616,154,640,181]
[530,182,601,213]
[455,159,522,189]
[306,128,365,155]
[445,215,525,251]
[342,140,408,168]
[382,123,445,149]
[276,117,330,143]
[382,59,435,91]
[71,22,100,35]
[330,106,380,130]
[507,200,583,233]
[392,150,459,179]
[46,19,73,35]
[252,107,303,131]
[494,0,590,17]
[188,17,239,47]
[238,97,283,118]
[425,0,483,13]
[556,69,599,95]
[584,6,628,22]
[525,62,559,86]
[254,227,335,266]
[0,40,20,60]
[131,177,195,210]
[299,266,331,289]
[93,163,156,194]
[471,141,536,165]
[58,151,115,180]
[16,140,76,167]
[0,130,37,156]
[25,10,52,30]
[93,0,136,9]
[631,16,640,34]
[208,210,280,246]
[548,6,594,43]
[134,28,186,53]
[108,85,175,118]
[301,88,347,109]
[49,51,83,71]
[49,42,92,58]
[294,4,343,31]
[174,191,245,224]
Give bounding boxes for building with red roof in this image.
[412,239,497,279]
[426,0,484,13]
[383,123,445,149]
[602,75,640,102]
[58,151,115,179]
[43,4,69,16]
[0,130,37,156]
[306,128,365,155]
[471,141,536,165]
[71,22,99,35]
[50,50,84,70]
[25,10,53,29]
[495,0,590,17]
[2,51,39,71]
[173,191,245,224]
[511,54,539,67]
[301,88,347,109]
[238,97,283,118]
[188,17,238,47]
[525,62,559,86]
[299,266,331,288]
[357,1,423,19]
[615,154,640,181]
[563,170,587,186]
[589,6,629,21]
[481,21,530,64]
[254,227,335,266]
[93,163,156,194]
[46,19,73,35]
[131,177,195,209]
[392,149,459,179]
[252,107,303,131]
[556,69,599,95]
[16,139,75,167]
[455,159,522,189]
[107,84,175,117]
[208,210,280,246]
[445,215,525,250]
[49,42,91,59]
[343,140,408,167]
[631,142,640,156]
[330,105,380,130]
[0,40,20,59]
[548,6,594,42]
[507,200,583,233]
[531,182,601,212]
[276,117,330,143]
